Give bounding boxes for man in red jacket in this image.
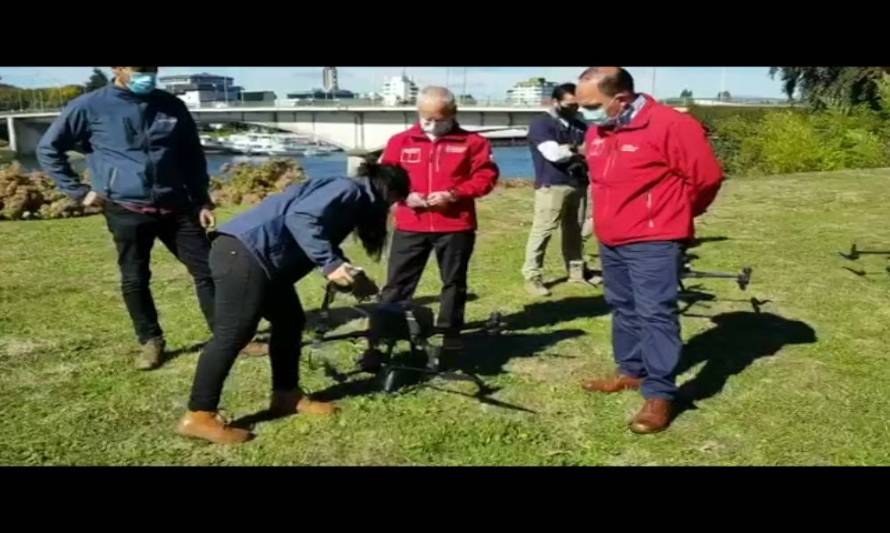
[576,67,724,434]
[379,86,499,349]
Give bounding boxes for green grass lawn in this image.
[2,169,890,465]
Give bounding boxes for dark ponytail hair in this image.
[354,160,410,261]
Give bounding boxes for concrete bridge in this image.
[1,105,553,156]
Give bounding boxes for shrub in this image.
[695,104,890,176]
[0,162,100,221]
[210,158,307,207]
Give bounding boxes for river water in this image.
[16,145,535,180]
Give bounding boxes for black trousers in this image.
[188,235,305,412]
[102,202,214,344]
[380,230,476,332]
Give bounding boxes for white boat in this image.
[218,133,340,157]
[199,135,230,153]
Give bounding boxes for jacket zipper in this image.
[109,168,118,197]
[427,141,434,231]
[603,138,617,181]
[600,138,617,216]
[646,190,655,228]
[140,105,154,205]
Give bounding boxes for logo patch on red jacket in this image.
[620,144,639,152]
[400,148,421,164]
[445,145,467,154]
[589,138,606,156]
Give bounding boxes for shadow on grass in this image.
[466,295,610,332]
[163,341,208,364]
[675,311,817,416]
[230,322,589,429]
[230,294,608,428]
[686,236,730,249]
[452,328,588,376]
[678,287,717,315]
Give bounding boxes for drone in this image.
[680,257,753,292]
[308,270,504,397]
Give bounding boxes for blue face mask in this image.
[580,107,610,125]
[127,72,157,95]
[581,96,622,126]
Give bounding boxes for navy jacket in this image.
[36,84,210,208]
[527,111,588,188]
[218,176,383,282]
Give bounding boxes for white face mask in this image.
[420,118,454,137]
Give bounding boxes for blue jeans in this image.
[599,241,683,399]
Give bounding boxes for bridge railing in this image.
[194,99,545,109]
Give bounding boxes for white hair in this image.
[418,86,457,110]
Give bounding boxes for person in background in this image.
[176,162,410,444]
[576,67,724,434]
[378,86,499,351]
[37,66,224,370]
[521,83,597,297]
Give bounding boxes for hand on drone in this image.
[350,269,380,300]
[327,263,379,300]
[326,263,356,287]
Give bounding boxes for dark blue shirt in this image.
[527,111,588,188]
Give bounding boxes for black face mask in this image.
[556,103,579,119]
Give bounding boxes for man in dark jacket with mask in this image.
[37,66,217,370]
[522,83,592,297]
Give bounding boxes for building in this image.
[323,67,339,92]
[240,90,276,105]
[160,73,243,108]
[381,75,419,106]
[285,88,356,102]
[506,77,557,106]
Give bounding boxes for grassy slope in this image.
[1,169,889,465]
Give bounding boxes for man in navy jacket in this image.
[38,66,217,370]
[521,83,591,297]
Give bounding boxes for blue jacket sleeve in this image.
[176,102,212,207]
[284,182,357,275]
[36,100,92,202]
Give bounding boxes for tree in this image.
[769,67,890,110]
[680,89,693,99]
[84,68,109,93]
[717,90,732,101]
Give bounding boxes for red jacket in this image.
[585,94,723,247]
[381,123,499,232]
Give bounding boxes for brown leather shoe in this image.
[240,341,268,357]
[175,410,253,444]
[269,389,339,417]
[581,373,643,393]
[629,399,674,434]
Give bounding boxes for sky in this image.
[0,67,787,100]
